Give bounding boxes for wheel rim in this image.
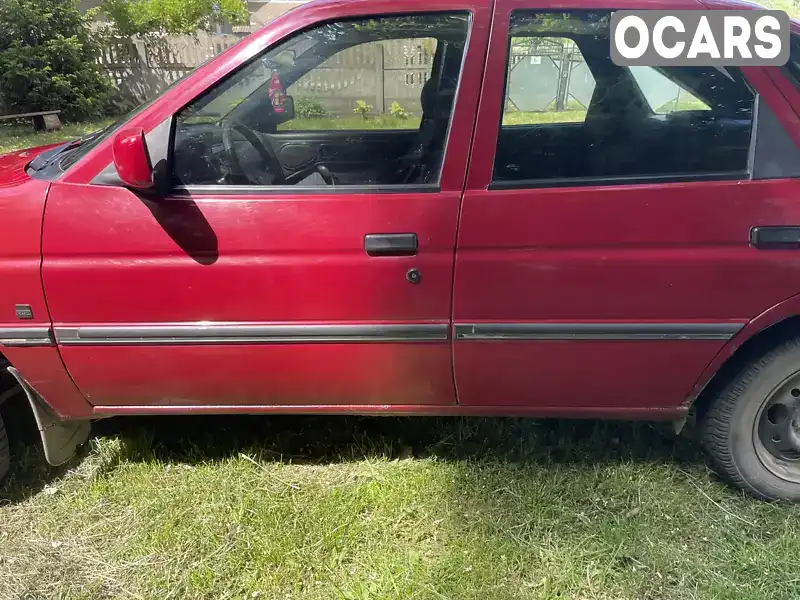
[754,375,800,484]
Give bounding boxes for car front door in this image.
[453,0,800,416]
[42,1,490,411]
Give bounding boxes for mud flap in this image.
[7,367,90,466]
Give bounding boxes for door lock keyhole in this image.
[406,268,421,284]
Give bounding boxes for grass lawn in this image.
[2,122,800,599]
[503,110,587,126]
[279,114,424,131]
[3,414,800,600]
[0,119,116,156]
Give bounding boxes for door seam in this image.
[449,0,497,406]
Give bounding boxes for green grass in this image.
[3,119,800,600]
[656,95,711,115]
[279,114,423,131]
[0,119,115,155]
[503,110,587,126]
[2,414,800,599]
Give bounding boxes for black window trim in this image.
[782,31,800,91]
[167,10,476,195]
[172,183,441,196]
[746,93,760,176]
[489,9,758,192]
[488,171,752,191]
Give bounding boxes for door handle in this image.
[364,233,418,257]
[751,226,800,249]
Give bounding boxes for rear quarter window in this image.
[783,32,800,90]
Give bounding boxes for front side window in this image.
[493,12,755,185]
[173,13,469,188]
[280,37,438,133]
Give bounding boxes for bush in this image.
[0,0,113,121]
[353,100,373,119]
[390,101,410,120]
[294,98,329,119]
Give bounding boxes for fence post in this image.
[555,44,572,112]
[374,44,385,114]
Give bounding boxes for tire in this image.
[703,337,800,501]
[0,412,9,484]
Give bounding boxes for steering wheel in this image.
[222,122,285,185]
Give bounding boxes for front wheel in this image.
[0,413,9,484]
[703,338,800,501]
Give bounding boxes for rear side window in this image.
[493,11,755,185]
[503,37,593,125]
[629,67,710,114]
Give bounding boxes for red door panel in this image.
[453,179,800,409]
[44,185,460,324]
[453,0,800,412]
[455,340,727,410]
[43,184,459,408]
[60,344,453,409]
[455,181,800,322]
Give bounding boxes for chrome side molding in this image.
[454,322,744,341]
[0,327,53,347]
[54,323,450,345]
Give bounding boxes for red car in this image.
[3,0,800,500]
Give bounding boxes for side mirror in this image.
[112,128,153,190]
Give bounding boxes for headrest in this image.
[420,76,457,118]
[420,78,438,116]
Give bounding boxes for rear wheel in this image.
[703,338,800,501]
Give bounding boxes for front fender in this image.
[0,170,93,420]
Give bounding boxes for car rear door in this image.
[453,0,800,416]
[42,0,491,411]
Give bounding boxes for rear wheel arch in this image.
[692,315,800,420]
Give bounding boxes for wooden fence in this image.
[98,33,240,104]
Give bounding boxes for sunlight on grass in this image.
[279,114,423,131]
[2,415,800,599]
[656,95,711,114]
[503,109,587,126]
[0,119,115,155]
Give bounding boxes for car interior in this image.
[493,34,756,183]
[171,18,468,188]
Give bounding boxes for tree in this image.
[765,0,800,17]
[99,0,250,38]
[0,0,112,121]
